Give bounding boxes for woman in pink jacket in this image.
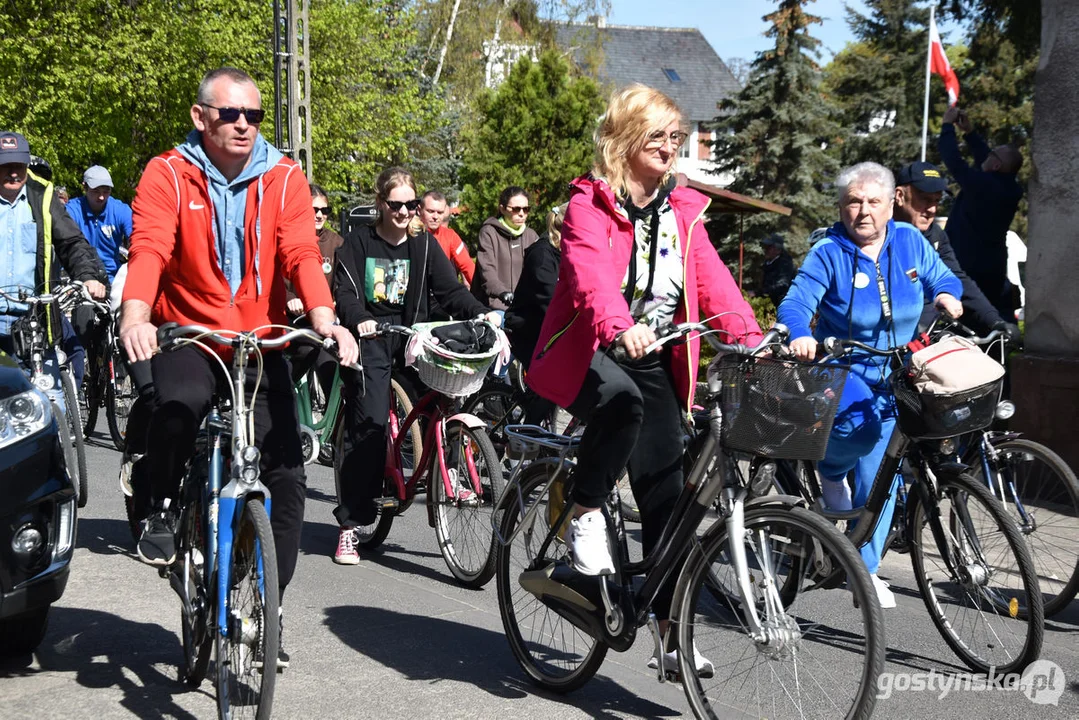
[527,84,762,671]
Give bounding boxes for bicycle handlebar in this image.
[0,280,88,307]
[609,322,789,364]
[817,328,1006,361]
[157,322,359,369]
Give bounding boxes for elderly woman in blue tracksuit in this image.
[778,162,964,609]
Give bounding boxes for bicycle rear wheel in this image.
[106,358,137,451]
[433,422,504,587]
[463,383,523,461]
[676,503,884,720]
[60,368,89,508]
[81,357,100,438]
[216,498,279,720]
[495,461,607,692]
[968,437,1079,617]
[909,469,1044,674]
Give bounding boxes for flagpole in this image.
[921,6,934,161]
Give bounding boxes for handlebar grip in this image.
[609,343,629,364]
[156,321,180,347]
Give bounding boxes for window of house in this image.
[662,68,681,83]
[679,129,694,159]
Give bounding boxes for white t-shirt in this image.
[620,198,684,328]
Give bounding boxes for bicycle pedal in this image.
[374,497,400,511]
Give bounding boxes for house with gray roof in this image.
[556,19,741,185]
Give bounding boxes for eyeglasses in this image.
[386,199,421,213]
[313,206,331,216]
[644,130,689,150]
[201,104,266,124]
[505,205,530,215]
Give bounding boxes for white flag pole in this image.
[921,6,934,161]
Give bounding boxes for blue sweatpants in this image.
[818,371,899,574]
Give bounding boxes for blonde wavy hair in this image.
[593,84,685,200]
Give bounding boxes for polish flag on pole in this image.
[929,15,960,106]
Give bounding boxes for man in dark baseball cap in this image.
[893,159,1018,340]
[759,232,795,306]
[0,131,32,166]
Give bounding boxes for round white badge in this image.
[854,271,871,289]
[322,260,333,275]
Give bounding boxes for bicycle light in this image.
[241,445,260,464]
[751,462,777,496]
[995,401,1016,420]
[938,438,957,456]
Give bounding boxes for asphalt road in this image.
[1,434,1077,719]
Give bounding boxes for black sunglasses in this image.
[386,199,421,213]
[313,206,332,216]
[202,104,266,124]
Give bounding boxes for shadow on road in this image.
[0,606,206,719]
[323,604,680,718]
[75,517,141,558]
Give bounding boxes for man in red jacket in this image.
[419,190,474,286]
[119,67,357,668]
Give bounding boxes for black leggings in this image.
[567,350,685,618]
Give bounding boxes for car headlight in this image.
[0,389,52,449]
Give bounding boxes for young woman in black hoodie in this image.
[331,166,497,564]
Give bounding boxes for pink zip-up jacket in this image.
[527,174,763,413]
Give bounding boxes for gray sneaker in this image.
[137,511,177,566]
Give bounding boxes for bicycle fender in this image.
[446,412,487,430]
[989,432,1023,444]
[933,461,972,475]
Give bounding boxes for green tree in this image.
[822,0,932,170]
[457,49,604,242]
[710,0,839,284]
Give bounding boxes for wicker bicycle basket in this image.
[712,355,849,461]
[410,321,503,398]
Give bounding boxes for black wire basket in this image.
[714,355,849,461]
[891,371,1002,440]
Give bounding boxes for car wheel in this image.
[0,605,49,656]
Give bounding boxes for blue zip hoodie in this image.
[176,130,283,296]
[778,219,962,391]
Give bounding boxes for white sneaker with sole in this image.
[568,511,614,576]
[871,573,896,609]
[647,644,715,679]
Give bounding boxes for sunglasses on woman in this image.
[313,206,332,216]
[386,199,421,213]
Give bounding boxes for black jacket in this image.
[918,223,1004,334]
[504,238,560,369]
[761,251,795,307]
[938,124,1023,316]
[334,224,488,331]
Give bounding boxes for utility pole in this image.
[273,0,313,179]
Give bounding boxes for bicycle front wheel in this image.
[216,498,279,720]
[433,422,504,587]
[177,486,213,687]
[909,469,1044,675]
[495,462,607,693]
[60,368,89,508]
[968,437,1079,617]
[676,503,884,720]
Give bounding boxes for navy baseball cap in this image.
[0,132,31,165]
[895,161,948,193]
[761,233,785,248]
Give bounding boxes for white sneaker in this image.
[647,644,715,679]
[568,511,614,576]
[871,573,896,609]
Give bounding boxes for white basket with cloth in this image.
[404,320,509,397]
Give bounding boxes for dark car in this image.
[0,352,77,655]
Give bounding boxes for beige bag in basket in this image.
[908,336,1005,394]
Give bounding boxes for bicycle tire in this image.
[216,498,279,720]
[54,400,81,507]
[495,461,608,693]
[968,437,1079,617]
[433,422,504,587]
[177,485,213,687]
[391,376,423,503]
[614,471,640,523]
[106,361,136,452]
[676,503,884,720]
[82,361,100,438]
[463,383,523,460]
[61,368,89,508]
[908,469,1044,675]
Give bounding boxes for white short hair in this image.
[836,162,895,202]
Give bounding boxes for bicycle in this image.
[158,322,350,720]
[351,320,506,588]
[935,324,1079,618]
[770,327,1045,675]
[1,282,90,507]
[68,292,136,451]
[493,322,885,719]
